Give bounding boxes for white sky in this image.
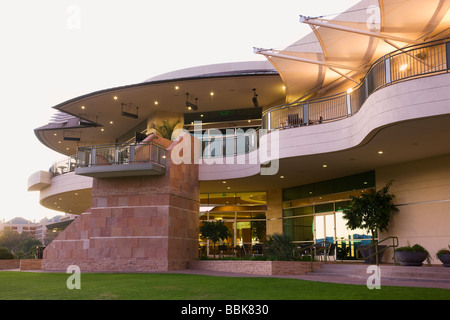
[0,0,361,223]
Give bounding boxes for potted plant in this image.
[395,242,431,266]
[436,245,450,267]
[342,180,399,264]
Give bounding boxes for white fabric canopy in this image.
[257,0,450,103]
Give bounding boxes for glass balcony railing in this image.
[263,38,450,131]
[76,141,167,168]
[49,155,77,175]
[74,141,167,178]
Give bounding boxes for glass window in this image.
[283,206,313,217]
[208,193,236,205]
[283,216,314,242]
[314,202,334,213]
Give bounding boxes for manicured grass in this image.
[0,271,448,300]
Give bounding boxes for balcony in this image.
[263,38,450,131]
[75,141,167,178]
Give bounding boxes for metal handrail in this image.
[356,236,399,266]
[263,38,449,131]
[295,241,335,272]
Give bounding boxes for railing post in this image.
[346,93,352,116]
[446,40,450,71]
[129,144,135,163]
[266,112,271,131]
[385,56,391,84]
[90,148,96,167]
[302,103,309,125]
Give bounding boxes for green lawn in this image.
[0,271,448,300]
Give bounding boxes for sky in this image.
[0,0,361,223]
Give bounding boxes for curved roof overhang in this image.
[255,0,450,103]
[35,61,286,155]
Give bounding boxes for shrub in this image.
[396,243,428,253]
[265,233,296,261]
[0,247,15,259]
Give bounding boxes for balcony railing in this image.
[49,155,77,175]
[263,38,450,131]
[75,141,167,178]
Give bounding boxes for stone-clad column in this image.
[42,134,199,272]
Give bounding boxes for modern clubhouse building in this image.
[28,0,450,272]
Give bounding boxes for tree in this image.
[0,247,15,260]
[199,220,230,258]
[0,230,42,258]
[251,213,267,243]
[150,119,181,140]
[342,180,399,243]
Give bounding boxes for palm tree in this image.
[150,119,181,140]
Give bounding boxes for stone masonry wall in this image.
[43,134,199,272]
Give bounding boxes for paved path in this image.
[163,269,450,290]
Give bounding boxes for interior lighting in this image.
[154,101,159,105]
[114,96,118,100]
[210,91,214,96]
[110,121,114,124]
[378,150,384,154]
[322,164,328,168]
[81,105,85,109]
[175,86,179,90]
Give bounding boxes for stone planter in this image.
[358,245,387,264]
[395,251,428,266]
[437,253,450,267]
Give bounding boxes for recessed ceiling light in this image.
[378,150,384,154]
[110,121,114,124]
[101,128,104,132]
[210,91,214,96]
[280,175,284,179]
[175,86,179,90]
[154,101,159,105]
[322,164,328,168]
[81,105,85,109]
[222,181,226,184]
[53,133,57,136]
[227,187,231,190]
[114,96,118,100]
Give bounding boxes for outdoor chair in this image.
[252,244,263,256]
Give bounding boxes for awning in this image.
[256,0,450,104]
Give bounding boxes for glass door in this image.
[314,213,335,246]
